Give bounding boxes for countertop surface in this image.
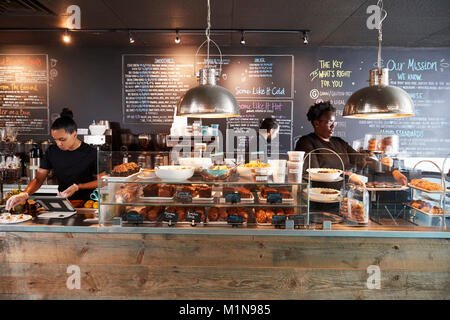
[0,211,449,238]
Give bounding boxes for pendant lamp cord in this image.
[377,0,388,73]
[206,0,211,68]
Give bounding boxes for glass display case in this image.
[96,150,449,231]
[96,151,310,229]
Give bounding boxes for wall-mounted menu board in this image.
[122,54,293,124]
[306,48,450,157]
[0,54,49,134]
[226,100,293,153]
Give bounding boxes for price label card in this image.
[225,192,241,204]
[163,211,178,222]
[267,193,282,204]
[227,214,244,225]
[177,191,193,203]
[127,213,143,224]
[186,211,202,223]
[271,214,286,225]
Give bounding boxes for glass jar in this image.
[340,184,369,225]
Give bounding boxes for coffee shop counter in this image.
[2,183,59,194]
[0,217,449,300]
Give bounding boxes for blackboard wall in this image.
[1,44,449,157]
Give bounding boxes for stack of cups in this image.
[287,151,305,182]
[268,159,287,183]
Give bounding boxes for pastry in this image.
[143,184,159,197]
[158,184,175,197]
[218,208,228,221]
[237,187,252,198]
[256,209,267,223]
[198,185,212,198]
[208,207,219,221]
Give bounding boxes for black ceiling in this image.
[0,0,449,47]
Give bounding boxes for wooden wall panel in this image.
[1,232,449,299]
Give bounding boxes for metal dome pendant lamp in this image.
[343,0,415,119]
[177,0,240,118]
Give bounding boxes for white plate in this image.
[305,175,344,182]
[257,192,294,204]
[366,186,409,192]
[407,204,448,216]
[306,195,341,203]
[137,172,156,180]
[304,188,341,201]
[192,196,215,203]
[139,196,174,202]
[408,183,444,194]
[104,171,141,182]
[0,213,32,224]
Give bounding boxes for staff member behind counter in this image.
[240,117,281,163]
[295,101,407,186]
[6,114,104,211]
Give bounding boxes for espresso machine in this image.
[27,143,42,181]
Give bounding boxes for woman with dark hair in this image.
[239,117,280,163]
[295,101,407,185]
[6,113,104,210]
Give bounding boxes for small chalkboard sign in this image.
[227,214,244,226]
[186,211,203,225]
[271,214,286,228]
[127,213,143,224]
[177,191,193,203]
[225,192,241,204]
[287,215,305,228]
[163,211,178,226]
[267,193,282,204]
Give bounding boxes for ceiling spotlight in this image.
[240,31,246,45]
[62,29,71,44]
[175,30,181,44]
[302,31,308,45]
[129,31,135,44]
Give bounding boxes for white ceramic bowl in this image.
[155,165,195,181]
[306,188,341,201]
[306,168,343,181]
[89,124,107,135]
[178,157,212,169]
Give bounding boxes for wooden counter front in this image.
[1,228,449,300]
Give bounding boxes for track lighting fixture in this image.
[240,31,245,45]
[302,31,308,44]
[62,29,71,43]
[129,31,135,44]
[175,30,181,44]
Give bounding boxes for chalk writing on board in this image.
[0,54,49,134]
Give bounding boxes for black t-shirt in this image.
[295,132,363,171]
[295,132,394,189]
[40,141,98,200]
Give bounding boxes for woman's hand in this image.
[5,192,29,211]
[58,184,79,198]
[349,173,366,187]
[392,170,408,186]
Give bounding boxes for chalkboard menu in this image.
[122,55,196,124]
[306,48,450,157]
[198,55,294,99]
[227,100,293,153]
[122,54,293,125]
[0,54,49,134]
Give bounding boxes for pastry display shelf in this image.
[100,202,307,208]
[101,175,308,186]
[407,160,447,229]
